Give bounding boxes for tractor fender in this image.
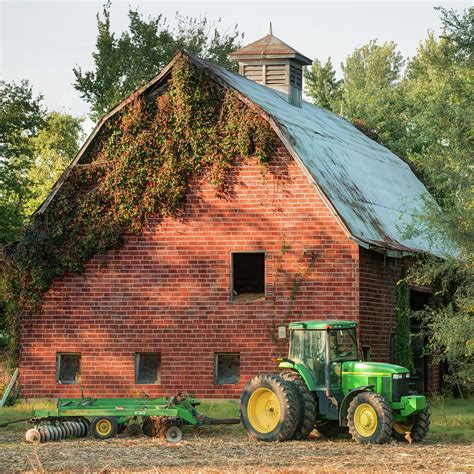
[279,360,318,391]
[339,385,375,427]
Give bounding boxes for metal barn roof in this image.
[195,56,446,257]
[36,51,448,257]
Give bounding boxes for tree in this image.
[73,2,243,120]
[403,38,472,208]
[435,6,474,62]
[304,58,341,112]
[339,40,407,154]
[0,80,45,245]
[26,112,85,215]
[403,7,473,391]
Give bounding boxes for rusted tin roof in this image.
[35,51,448,257]
[230,34,312,65]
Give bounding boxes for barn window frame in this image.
[230,251,266,302]
[135,353,161,385]
[214,352,240,385]
[56,353,81,385]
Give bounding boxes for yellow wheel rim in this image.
[394,419,414,435]
[247,388,281,433]
[354,403,378,437]
[96,419,112,436]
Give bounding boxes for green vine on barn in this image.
[394,279,414,372]
[0,57,275,366]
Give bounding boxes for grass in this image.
[428,395,474,443]
[0,399,54,431]
[1,396,472,443]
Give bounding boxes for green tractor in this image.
[240,321,430,444]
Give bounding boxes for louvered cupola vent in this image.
[230,33,311,108]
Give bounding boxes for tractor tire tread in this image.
[393,407,430,443]
[280,369,317,440]
[347,392,393,444]
[240,373,301,442]
[412,408,430,442]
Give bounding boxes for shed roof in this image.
[36,51,447,257]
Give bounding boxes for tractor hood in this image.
[342,360,410,376]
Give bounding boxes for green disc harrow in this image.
[1,393,240,443]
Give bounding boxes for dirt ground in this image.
[0,426,472,473]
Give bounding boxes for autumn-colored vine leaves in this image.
[2,57,275,361]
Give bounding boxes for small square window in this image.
[57,353,81,384]
[215,353,240,385]
[363,346,371,362]
[231,252,265,301]
[135,353,160,384]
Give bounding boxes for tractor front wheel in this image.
[347,392,393,444]
[240,373,301,442]
[393,407,430,443]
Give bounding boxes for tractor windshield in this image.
[329,328,358,362]
[289,330,327,385]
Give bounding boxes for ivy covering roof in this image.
[37,51,446,257]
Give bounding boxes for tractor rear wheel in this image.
[393,407,430,443]
[240,373,301,442]
[280,369,317,440]
[347,392,393,444]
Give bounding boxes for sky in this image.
[1,0,470,131]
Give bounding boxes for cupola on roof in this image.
[230,33,312,108]
[230,33,312,65]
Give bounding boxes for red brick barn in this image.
[19,35,442,399]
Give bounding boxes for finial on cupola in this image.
[269,22,273,35]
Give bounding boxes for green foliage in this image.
[435,6,474,63]
[303,58,341,112]
[340,40,407,154]
[73,2,243,120]
[403,33,473,208]
[402,7,473,391]
[0,87,83,364]
[26,112,85,215]
[394,280,414,372]
[0,80,45,245]
[1,58,274,364]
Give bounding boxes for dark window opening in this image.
[215,353,240,385]
[362,346,371,361]
[135,353,161,384]
[409,289,432,312]
[57,353,81,384]
[232,252,265,301]
[248,136,256,156]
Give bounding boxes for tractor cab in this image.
[287,320,359,389]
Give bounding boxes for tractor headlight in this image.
[393,373,410,379]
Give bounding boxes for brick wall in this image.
[358,248,401,362]
[19,139,361,399]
